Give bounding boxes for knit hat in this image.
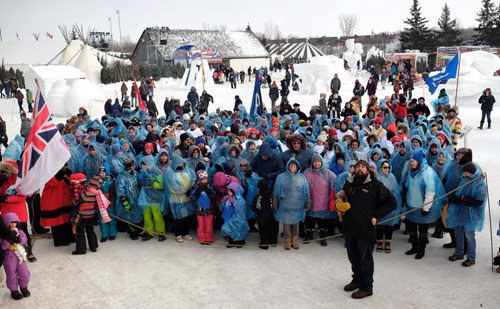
[123,159,135,171]
[346,116,353,123]
[317,132,327,143]
[144,142,154,152]
[356,159,370,169]
[196,169,209,181]
[195,136,206,145]
[96,135,106,144]
[180,133,190,143]
[328,128,337,136]
[372,117,383,125]
[183,114,191,121]
[410,149,424,165]
[462,162,477,175]
[270,127,278,134]
[69,173,87,183]
[272,117,280,125]
[436,133,447,143]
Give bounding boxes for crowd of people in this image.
[0,70,494,300]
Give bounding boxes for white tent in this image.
[23,64,86,98]
[73,44,103,84]
[267,41,325,62]
[59,40,83,66]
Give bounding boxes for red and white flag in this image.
[133,80,148,111]
[46,32,53,39]
[14,82,71,195]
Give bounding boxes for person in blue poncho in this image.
[273,158,311,250]
[163,155,195,243]
[446,162,486,267]
[375,160,402,253]
[402,149,446,260]
[221,182,249,248]
[137,155,166,241]
[114,159,142,240]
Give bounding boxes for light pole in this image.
[108,17,113,49]
[116,10,123,54]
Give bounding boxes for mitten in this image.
[120,196,132,213]
[152,181,162,190]
[422,209,430,216]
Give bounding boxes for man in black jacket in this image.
[337,159,396,299]
[292,103,308,121]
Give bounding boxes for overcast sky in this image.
[0,0,483,43]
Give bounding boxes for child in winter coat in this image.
[73,177,107,255]
[2,212,30,300]
[252,179,279,249]
[98,165,117,242]
[191,169,216,244]
[221,182,249,248]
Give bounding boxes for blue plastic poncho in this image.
[446,169,486,231]
[404,162,446,224]
[137,155,165,213]
[221,182,249,241]
[114,169,142,223]
[273,158,310,224]
[376,159,402,226]
[164,155,195,220]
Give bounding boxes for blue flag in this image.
[426,52,460,94]
[250,69,263,117]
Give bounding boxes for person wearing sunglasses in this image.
[375,160,402,253]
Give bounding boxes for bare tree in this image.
[32,32,40,41]
[338,13,359,37]
[264,21,282,40]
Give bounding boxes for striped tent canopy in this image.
[266,40,325,62]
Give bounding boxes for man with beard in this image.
[336,160,396,299]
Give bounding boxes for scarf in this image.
[88,187,111,223]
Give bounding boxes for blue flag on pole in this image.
[426,52,460,94]
[250,69,263,117]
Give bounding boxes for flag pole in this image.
[200,45,205,92]
[453,47,462,108]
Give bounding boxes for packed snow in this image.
[0,53,499,308]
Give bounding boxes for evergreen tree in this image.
[474,0,498,45]
[436,3,462,46]
[399,0,436,52]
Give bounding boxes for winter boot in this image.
[443,229,456,248]
[478,121,484,130]
[405,234,418,255]
[303,229,313,242]
[11,291,23,300]
[384,240,392,253]
[415,234,428,260]
[291,236,300,249]
[319,229,327,247]
[432,220,444,239]
[20,287,30,297]
[376,240,384,252]
[284,238,291,250]
[25,245,37,262]
[488,121,491,129]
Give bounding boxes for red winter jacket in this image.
[393,103,408,118]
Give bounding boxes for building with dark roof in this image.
[131,27,270,71]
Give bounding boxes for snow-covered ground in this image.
[0,67,500,308]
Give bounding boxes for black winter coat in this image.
[479,94,495,112]
[342,173,396,241]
